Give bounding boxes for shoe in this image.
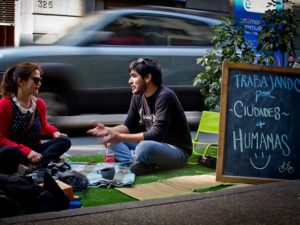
[17,164,31,176]
[47,161,71,176]
[28,163,41,171]
[129,162,159,176]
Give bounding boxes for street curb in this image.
[2,179,298,224]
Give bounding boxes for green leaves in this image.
[194,17,255,111]
[194,0,297,111]
[257,0,297,65]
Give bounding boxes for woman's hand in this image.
[53,131,68,138]
[27,150,43,163]
[53,131,61,138]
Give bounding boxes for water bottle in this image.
[104,143,115,163]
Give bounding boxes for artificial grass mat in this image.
[67,153,217,207]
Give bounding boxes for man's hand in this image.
[87,121,133,145]
[87,120,109,137]
[101,129,122,145]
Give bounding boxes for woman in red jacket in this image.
[0,62,71,174]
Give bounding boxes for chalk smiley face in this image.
[249,152,271,170]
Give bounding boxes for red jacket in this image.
[0,96,58,155]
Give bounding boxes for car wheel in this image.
[39,92,69,121]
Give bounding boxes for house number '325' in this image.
[37,0,53,8]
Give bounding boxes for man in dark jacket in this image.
[88,58,192,175]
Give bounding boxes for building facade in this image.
[0,0,299,56]
[0,0,232,47]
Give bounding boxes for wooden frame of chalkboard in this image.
[216,61,300,184]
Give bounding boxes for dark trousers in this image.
[0,137,71,174]
[33,136,71,167]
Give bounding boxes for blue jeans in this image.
[110,141,188,169]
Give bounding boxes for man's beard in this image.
[134,83,147,95]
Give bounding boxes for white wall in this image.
[16,0,85,46]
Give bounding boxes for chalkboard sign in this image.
[216,62,300,184]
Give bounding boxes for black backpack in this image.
[0,171,69,218]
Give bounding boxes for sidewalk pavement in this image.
[1,179,299,225]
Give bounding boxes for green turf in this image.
[67,151,217,207]
[66,155,104,164]
[79,188,136,207]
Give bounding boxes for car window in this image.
[140,15,213,46]
[101,16,145,46]
[92,14,213,47]
[55,13,107,46]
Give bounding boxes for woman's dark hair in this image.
[128,58,162,86]
[0,62,43,96]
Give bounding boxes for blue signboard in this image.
[234,0,284,66]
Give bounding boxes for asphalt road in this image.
[53,111,202,130]
[66,131,218,156]
[60,110,216,157]
[54,111,205,156]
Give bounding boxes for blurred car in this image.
[0,6,221,127]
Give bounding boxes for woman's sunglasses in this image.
[31,77,43,84]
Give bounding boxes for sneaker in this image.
[129,162,159,176]
[28,162,42,171]
[47,161,71,176]
[17,164,31,176]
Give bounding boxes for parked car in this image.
[0,7,221,127]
